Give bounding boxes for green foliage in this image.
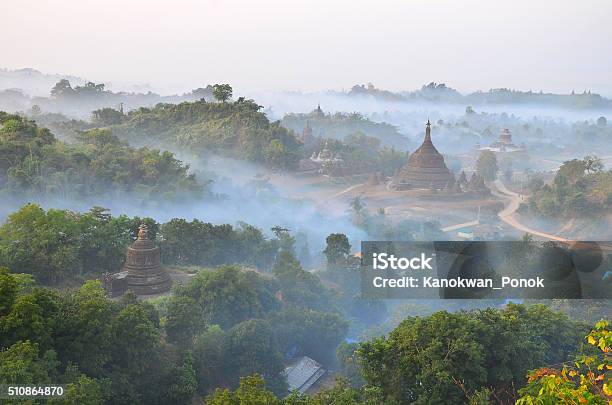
[165,295,204,345]
[207,375,391,405]
[213,83,233,103]
[529,156,612,218]
[357,304,586,403]
[336,342,364,387]
[268,305,348,364]
[476,150,498,181]
[225,319,287,393]
[0,204,288,285]
[0,267,17,316]
[0,271,196,404]
[0,340,58,385]
[282,108,406,148]
[173,263,346,395]
[272,250,337,312]
[323,233,350,268]
[0,288,61,352]
[109,99,302,169]
[53,280,116,376]
[312,133,408,176]
[91,107,123,126]
[0,112,202,200]
[0,204,133,284]
[207,374,281,405]
[159,218,277,269]
[517,320,611,404]
[174,265,279,330]
[48,373,107,405]
[193,325,228,394]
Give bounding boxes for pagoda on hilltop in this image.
[123,224,172,295]
[394,120,454,190]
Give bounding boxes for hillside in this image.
[282,107,407,148]
[0,112,203,201]
[348,82,612,109]
[106,98,302,169]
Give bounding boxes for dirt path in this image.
[442,219,480,232]
[331,183,364,199]
[490,179,572,242]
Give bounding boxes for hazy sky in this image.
[2,0,611,95]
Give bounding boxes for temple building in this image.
[283,356,326,394]
[313,103,325,117]
[306,140,344,176]
[300,121,315,145]
[122,224,172,295]
[394,120,454,190]
[478,128,524,153]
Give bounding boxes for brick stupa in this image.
[123,224,172,295]
[394,120,454,189]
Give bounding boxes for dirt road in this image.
[490,179,571,242]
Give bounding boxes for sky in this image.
[2,0,612,95]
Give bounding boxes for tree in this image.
[476,150,498,181]
[165,295,204,346]
[272,251,336,312]
[175,265,278,329]
[596,116,607,127]
[109,303,161,376]
[213,84,233,102]
[358,304,585,403]
[193,326,228,395]
[0,288,61,352]
[323,233,351,267]
[0,340,59,385]
[91,107,123,126]
[50,79,73,98]
[516,320,611,404]
[207,374,281,405]
[53,281,115,376]
[268,305,348,364]
[225,319,286,393]
[336,342,364,387]
[0,113,203,203]
[49,374,107,405]
[583,155,604,174]
[206,375,390,405]
[0,267,17,316]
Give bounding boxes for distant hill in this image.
[348,82,612,109]
[281,105,408,148]
[0,69,214,119]
[0,111,203,201]
[0,68,85,97]
[105,99,302,170]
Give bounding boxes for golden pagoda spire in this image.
[137,223,148,240]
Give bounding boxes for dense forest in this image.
[0,112,203,202]
[0,78,609,404]
[305,133,409,177]
[282,108,408,148]
[0,205,281,285]
[348,82,612,109]
[525,156,612,218]
[0,72,215,118]
[1,258,609,404]
[92,98,302,170]
[0,203,610,404]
